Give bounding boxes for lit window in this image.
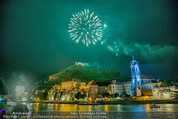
[137,77,140,81]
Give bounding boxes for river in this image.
[1,102,178,119]
[30,103,178,119]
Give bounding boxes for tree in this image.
[75,92,82,100]
[162,80,172,87]
[120,93,130,97]
[113,93,119,98]
[37,90,48,100]
[33,78,61,91]
[121,74,131,82]
[102,92,110,98]
[0,76,10,94]
[75,92,87,100]
[175,77,178,82]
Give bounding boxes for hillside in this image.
[34,63,121,90]
[50,63,121,82]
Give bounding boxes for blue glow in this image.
[22,102,27,105]
[130,57,142,96]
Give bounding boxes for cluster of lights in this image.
[68,9,104,46]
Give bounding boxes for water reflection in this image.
[31,103,178,112]
[6,102,178,119]
[104,105,109,111]
[59,104,78,111]
[88,105,92,111]
[130,105,146,112]
[145,104,151,112]
[1,102,178,119]
[33,103,39,112]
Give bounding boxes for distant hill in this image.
[49,62,121,82]
[34,62,121,90]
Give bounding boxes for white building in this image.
[117,84,123,96]
[141,74,160,89]
[110,84,118,94]
[123,82,132,96]
[117,81,132,96]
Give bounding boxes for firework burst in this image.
[68,9,103,46]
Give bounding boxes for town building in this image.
[141,75,161,96]
[109,80,118,94]
[117,82,132,96]
[97,82,110,94]
[87,80,98,102]
[46,59,177,102]
[152,86,178,99]
[61,81,79,90]
[123,81,132,96]
[117,84,123,96]
[80,82,87,90]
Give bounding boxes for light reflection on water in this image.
[1,102,178,119]
[31,103,178,112]
[29,103,178,119]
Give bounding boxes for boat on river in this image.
[151,104,160,108]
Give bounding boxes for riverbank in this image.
[30,99,178,105]
[99,99,178,105]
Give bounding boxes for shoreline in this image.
[30,99,178,105]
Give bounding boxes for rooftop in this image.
[142,79,159,84]
[141,74,157,79]
[96,82,110,86]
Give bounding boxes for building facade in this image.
[97,82,110,94]
[117,84,123,96]
[141,75,161,96]
[61,81,79,90]
[117,82,132,96]
[109,84,118,94]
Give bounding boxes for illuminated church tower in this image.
[130,56,142,97]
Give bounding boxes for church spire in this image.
[132,56,135,60]
[130,57,142,97]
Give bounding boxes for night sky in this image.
[0,0,177,80]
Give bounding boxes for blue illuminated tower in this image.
[130,56,142,96]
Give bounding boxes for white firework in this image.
[68,9,103,46]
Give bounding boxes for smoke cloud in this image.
[101,38,178,61]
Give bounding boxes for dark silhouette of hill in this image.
[34,63,121,90]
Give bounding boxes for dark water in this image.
[31,103,178,112]
[30,103,178,119]
[1,102,178,119]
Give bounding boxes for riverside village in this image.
[0,57,178,106]
[32,57,178,104]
